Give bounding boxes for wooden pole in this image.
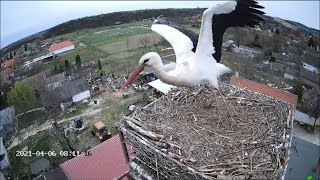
[119,131,130,163]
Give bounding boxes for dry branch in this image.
[125,120,163,140]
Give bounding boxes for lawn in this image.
[102,94,143,135]
[28,49,50,60]
[9,130,69,179]
[100,45,175,75]
[18,110,47,130]
[44,21,156,71]
[66,93,143,152]
[79,21,154,47]
[80,26,153,47]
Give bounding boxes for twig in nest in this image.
[184,121,211,144]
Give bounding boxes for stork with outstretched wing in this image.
[124,0,265,92]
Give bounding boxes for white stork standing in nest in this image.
[124,0,265,94]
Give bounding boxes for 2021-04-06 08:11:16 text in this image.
[15,150,92,157]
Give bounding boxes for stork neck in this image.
[152,59,182,86]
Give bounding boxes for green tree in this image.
[234,28,246,48]
[308,36,315,48]
[64,59,71,75]
[98,59,102,71]
[7,82,38,113]
[59,63,64,73]
[293,80,304,103]
[75,55,81,69]
[98,59,103,77]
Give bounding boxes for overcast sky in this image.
[1,1,319,48]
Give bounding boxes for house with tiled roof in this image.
[284,68,299,81]
[60,135,130,180]
[40,75,90,111]
[302,52,319,74]
[274,53,301,67]
[299,67,320,88]
[21,71,47,91]
[49,40,75,55]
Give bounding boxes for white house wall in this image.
[231,47,261,56]
[294,110,316,125]
[72,90,91,102]
[303,63,319,74]
[0,137,10,170]
[284,73,297,81]
[53,45,75,55]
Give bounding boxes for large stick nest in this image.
[118,83,294,180]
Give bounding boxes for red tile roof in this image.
[231,76,298,107]
[60,135,129,180]
[49,40,74,52]
[2,59,16,68]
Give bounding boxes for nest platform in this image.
[118,83,294,180]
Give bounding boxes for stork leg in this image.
[209,81,239,127]
[192,85,204,96]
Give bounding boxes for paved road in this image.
[285,137,320,180]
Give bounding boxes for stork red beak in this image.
[123,66,145,88]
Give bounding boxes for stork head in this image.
[138,52,161,67]
[123,52,161,88]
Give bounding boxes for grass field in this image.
[42,20,236,72]
[81,26,153,47]
[102,94,143,135]
[44,20,158,71]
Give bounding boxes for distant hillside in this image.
[2,8,319,57]
[262,15,320,36]
[0,29,48,57]
[43,8,205,39]
[282,19,320,36]
[1,8,205,57]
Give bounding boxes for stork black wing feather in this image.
[212,0,265,62]
[153,0,265,63]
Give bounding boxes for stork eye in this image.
[143,58,150,64]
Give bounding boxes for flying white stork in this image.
[123,0,265,92]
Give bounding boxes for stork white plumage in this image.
[124,0,265,91]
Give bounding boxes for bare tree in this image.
[234,28,247,48]
[137,37,151,49]
[303,87,320,120]
[126,37,130,50]
[270,33,283,53]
